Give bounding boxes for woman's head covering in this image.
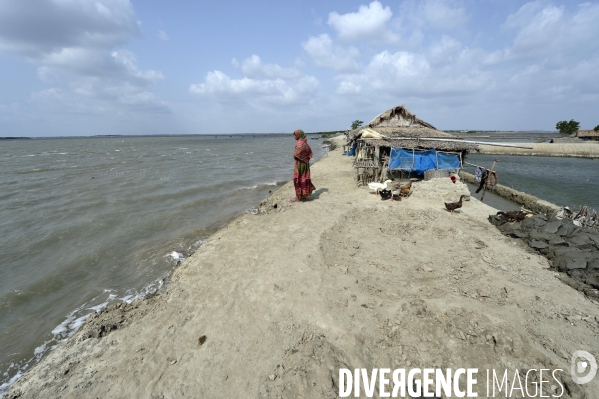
[294,129,312,163]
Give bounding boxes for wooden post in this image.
[480,159,498,202]
[374,146,381,181]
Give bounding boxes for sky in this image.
[0,0,598,137]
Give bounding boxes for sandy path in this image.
[5,138,599,398]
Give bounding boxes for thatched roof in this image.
[347,105,477,151]
[365,105,454,139]
[362,138,479,152]
[577,130,599,138]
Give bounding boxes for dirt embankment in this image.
[5,137,599,398]
[478,142,599,158]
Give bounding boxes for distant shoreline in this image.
[0,130,564,140]
[0,132,341,140]
[478,141,599,158]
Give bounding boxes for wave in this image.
[0,226,213,396]
[237,180,285,192]
[0,270,171,396]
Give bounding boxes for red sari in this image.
[293,130,315,199]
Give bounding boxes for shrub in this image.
[555,120,580,135]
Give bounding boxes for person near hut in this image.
[290,129,316,202]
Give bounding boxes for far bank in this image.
[478,141,599,158]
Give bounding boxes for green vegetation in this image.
[556,119,580,135]
[318,130,343,138]
[594,125,599,132]
[351,120,363,130]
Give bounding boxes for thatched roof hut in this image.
[348,105,478,152]
[577,130,599,141]
[347,105,477,184]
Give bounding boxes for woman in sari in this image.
[290,129,316,202]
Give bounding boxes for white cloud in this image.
[232,55,301,80]
[302,34,360,71]
[189,70,319,106]
[501,1,599,62]
[158,30,169,42]
[324,0,598,126]
[0,0,139,57]
[397,0,468,34]
[32,47,165,109]
[422,0,468,30]
[0,0,169,118]
[504,2,564,58]
[31,77,170,115]
[337,80,362,95]
[336,43,492,99]
[110,50,164,82]
[328,1,399,43]
[426,35,463,67]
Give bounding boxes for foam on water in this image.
[0,277,167,396]
[169,251,184,262]
[0,370,22,396]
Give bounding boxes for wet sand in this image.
[5,136,599,398]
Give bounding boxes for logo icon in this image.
[571,350,597,384]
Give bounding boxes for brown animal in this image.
[496,210,530,222]
[400,180,412,197]
[388,180,413,197]
[445,195,467,214]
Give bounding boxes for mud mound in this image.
[411,178,470,202]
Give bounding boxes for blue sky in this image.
[1,0,598,136]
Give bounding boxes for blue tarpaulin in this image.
[343,142,357,156]
[388,148,460,174]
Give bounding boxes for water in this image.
[464,182,520,212]
[463,153,599,210]
[0,134,326,394]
